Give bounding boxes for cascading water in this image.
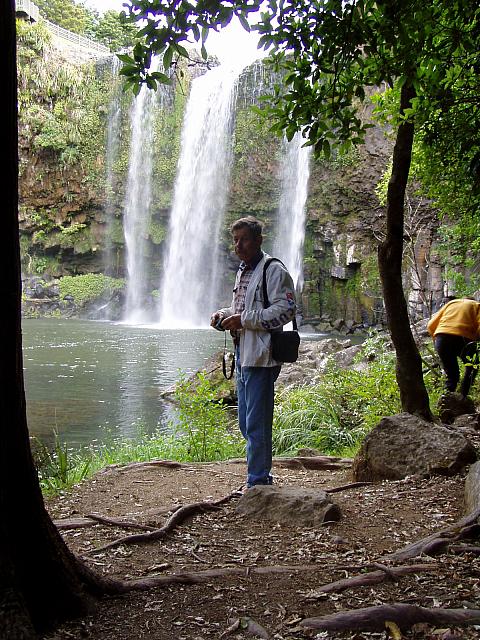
[157,64,242,328]
[101,56,122,319]
[273,131,312,291]
[122,65,159,324]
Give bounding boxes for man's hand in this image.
[210,312,224,328]
[221,314,242,330]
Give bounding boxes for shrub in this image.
[273,333,402,456]
[58,273,124,306]
[169,372,243,462]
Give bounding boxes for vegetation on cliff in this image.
[58,273,124,307]
[33,0,137,51]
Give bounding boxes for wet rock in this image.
[437,392,476,424]
[352,412,477,481]
[299,324,316,333]
[333,344,363,370]
[236,485,341,526]
[315,322,332,333]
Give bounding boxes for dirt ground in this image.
[43,457,480,640]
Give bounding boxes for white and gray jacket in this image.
[220,252,296,367]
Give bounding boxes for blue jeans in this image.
[236,347,281,487]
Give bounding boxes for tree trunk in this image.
[0,4,95,636]
[378,83,432,420]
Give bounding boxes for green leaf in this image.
[119,65,139,77]
[172,43,189,58]
[151,71,171,84]
[237,13,251,32]
[322,139,331,159]
[146,76,157,90]
[116,53,134,64]
[133,41,144,62]
[163,46,174,69]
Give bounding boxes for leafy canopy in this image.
[120,0,479,161]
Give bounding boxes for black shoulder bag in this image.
[262,258,300,363]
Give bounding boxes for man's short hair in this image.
[230,216,263,238]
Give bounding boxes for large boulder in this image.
[236,485,341,526]
[352,412,477,481]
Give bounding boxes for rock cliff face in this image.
[18,25,443,325]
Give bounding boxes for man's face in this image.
[233,227,262,264]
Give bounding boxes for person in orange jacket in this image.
[427,297,480,397]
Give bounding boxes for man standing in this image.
[427,297,480,397]
[211,217,296,488]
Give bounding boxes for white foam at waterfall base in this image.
[157,63,244,329]
[273,131,312,292]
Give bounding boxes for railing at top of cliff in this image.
[43,19,110,56]
[15,0,110,58]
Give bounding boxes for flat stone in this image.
[236,486,341,526]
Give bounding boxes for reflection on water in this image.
[22,319,226,448]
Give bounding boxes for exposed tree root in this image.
[77,563,350,595]
[55,508,179,531]
[383,506,480,561]
[107,460,187,473]
[89,487,242,554]
[449,543,480,555]
[84,514,154,531]
[272,456,352,470]
[74,559,438,603]
[54,517,101,530]
[300,603,480,632]
[222,455,352,470]
[325,481,371,494]
[312,563,436,594]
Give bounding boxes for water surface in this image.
[22,319,226,448]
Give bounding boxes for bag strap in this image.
[262,258,298,331]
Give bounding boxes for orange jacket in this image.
[427,299,480,341]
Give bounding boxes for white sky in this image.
[84,0,265,65]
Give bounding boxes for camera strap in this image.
[222,331,235,380]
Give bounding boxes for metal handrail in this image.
[15,0,110,56]
[43,19,110,54]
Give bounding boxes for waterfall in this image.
[273,131,312,291]
[157,64,241,328]
[102,56,122,319]
[122,65,159,324]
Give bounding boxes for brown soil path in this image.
[43,460,480,640]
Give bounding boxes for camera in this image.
[214,316,225,331]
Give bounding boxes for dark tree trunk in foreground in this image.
[378,83,432,421]
[0,3,95,636]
